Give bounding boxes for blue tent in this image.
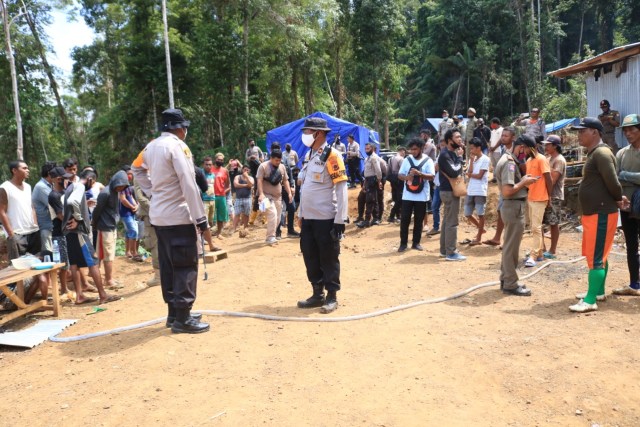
[545,118,579,133]
[266,111,380,167]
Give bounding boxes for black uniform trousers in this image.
[376,176,386,220]
[155,224,198,309]
[388,174,403,220]
[364,176,379,221]
[400,200,427,246]
[300,219,341,292]
[347,158,363,186]
[620,210,640,284]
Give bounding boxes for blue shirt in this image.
[399,155,435,202]
[32,178,52,231]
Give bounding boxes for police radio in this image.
[319,132,340,163]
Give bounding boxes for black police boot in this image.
[171,308,210,334]
[165,304,203,328]
[320,290,338,314]
[297,284,325,308]
[356,220,370,228]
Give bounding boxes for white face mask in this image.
[301,133,315,147]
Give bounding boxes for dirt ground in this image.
[1,185,640,427]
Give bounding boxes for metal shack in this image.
[549,42,640,148]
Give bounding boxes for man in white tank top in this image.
[0,160,40,259]
[0,160,48,302]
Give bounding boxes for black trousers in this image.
[280,190,296,232]
[621,210,640,284]
[364,176,379,221]
[357,189,366,219]
[155,224,198,309]
[400,200,427,246]
[376,177,386,220]
[300,219,341,292]
[348,158,362,185]
[388,175,403,220]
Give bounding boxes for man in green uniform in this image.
[598,99,621,153]
[495,135,539,296]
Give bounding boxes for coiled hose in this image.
[48,254,615,343]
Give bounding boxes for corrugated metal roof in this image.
[548,42,640,78]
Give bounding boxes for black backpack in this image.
[405,157,429,193]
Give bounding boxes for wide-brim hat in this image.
[301,117,331,132]
[161,108,191,130]
[571,117,603,132]
[620,114,640,128]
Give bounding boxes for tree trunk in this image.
[289,56,299,117]
[1,0,23,160]
[23,7,78,157]
[383,86,389,149]
[242,0,250,118]
[577,11,584,58]
[373,77,379,133]
[218,109,224,147]
[303,66,313,114]
[335,44,343,118]
[161,0,174,108]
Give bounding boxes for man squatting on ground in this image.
[296,117,348,314]
[132,108,210,334]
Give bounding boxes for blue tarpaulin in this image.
[266,112,379,167]
[545,118,579,133]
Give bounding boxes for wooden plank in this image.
[202,250,228,263]
[0,300,48,326]
[0,264,65,286]
[0,284,28,309]
[49,268,61,317]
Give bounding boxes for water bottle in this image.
[52,240,61,263]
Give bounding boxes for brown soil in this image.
[1,185,639,427]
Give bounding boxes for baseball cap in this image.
[542,135,562,145]
[161,108,191,130]
[620,114,640,128]
[301,117,331,131]
[570,117,603,132]
[514,134,536,148]
[49,166,73,179]
[442,110,448,115]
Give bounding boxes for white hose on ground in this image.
[51,255,614,343]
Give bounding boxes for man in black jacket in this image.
[438,129,466,261]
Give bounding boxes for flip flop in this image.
[469,241,482,246]
[483,240,500,246]
[460,238,472,244]
[82,285,98,293]
[99,295,122,305]
[74,297,98,305]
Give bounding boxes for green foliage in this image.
[1,0,640,184]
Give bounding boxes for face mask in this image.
[215,161,224,167]
[301,133,315,147]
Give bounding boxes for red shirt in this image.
[211,167,229,196]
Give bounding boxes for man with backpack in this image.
[397,138,435,252]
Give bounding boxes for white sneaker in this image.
[265,237,278,245]
[575,292,606,301]
[569,300,598,313]
[612,286,640,296]
[524,257,537,268]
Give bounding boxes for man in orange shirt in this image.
[522,134,552,267]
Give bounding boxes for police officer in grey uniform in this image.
[132,108,210,333]
[495,134,539,296]
[296,117,349,314]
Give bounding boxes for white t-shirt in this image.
[467,154,490,196]
[490,127,503,149]
[398,155,435,202]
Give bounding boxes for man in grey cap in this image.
[296,117,348,314]
[132,108,210,333]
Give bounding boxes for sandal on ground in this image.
[74,297,98,305]
[99,295,122,305]
[483,240,500,246]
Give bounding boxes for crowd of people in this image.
[1,104,640,328]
